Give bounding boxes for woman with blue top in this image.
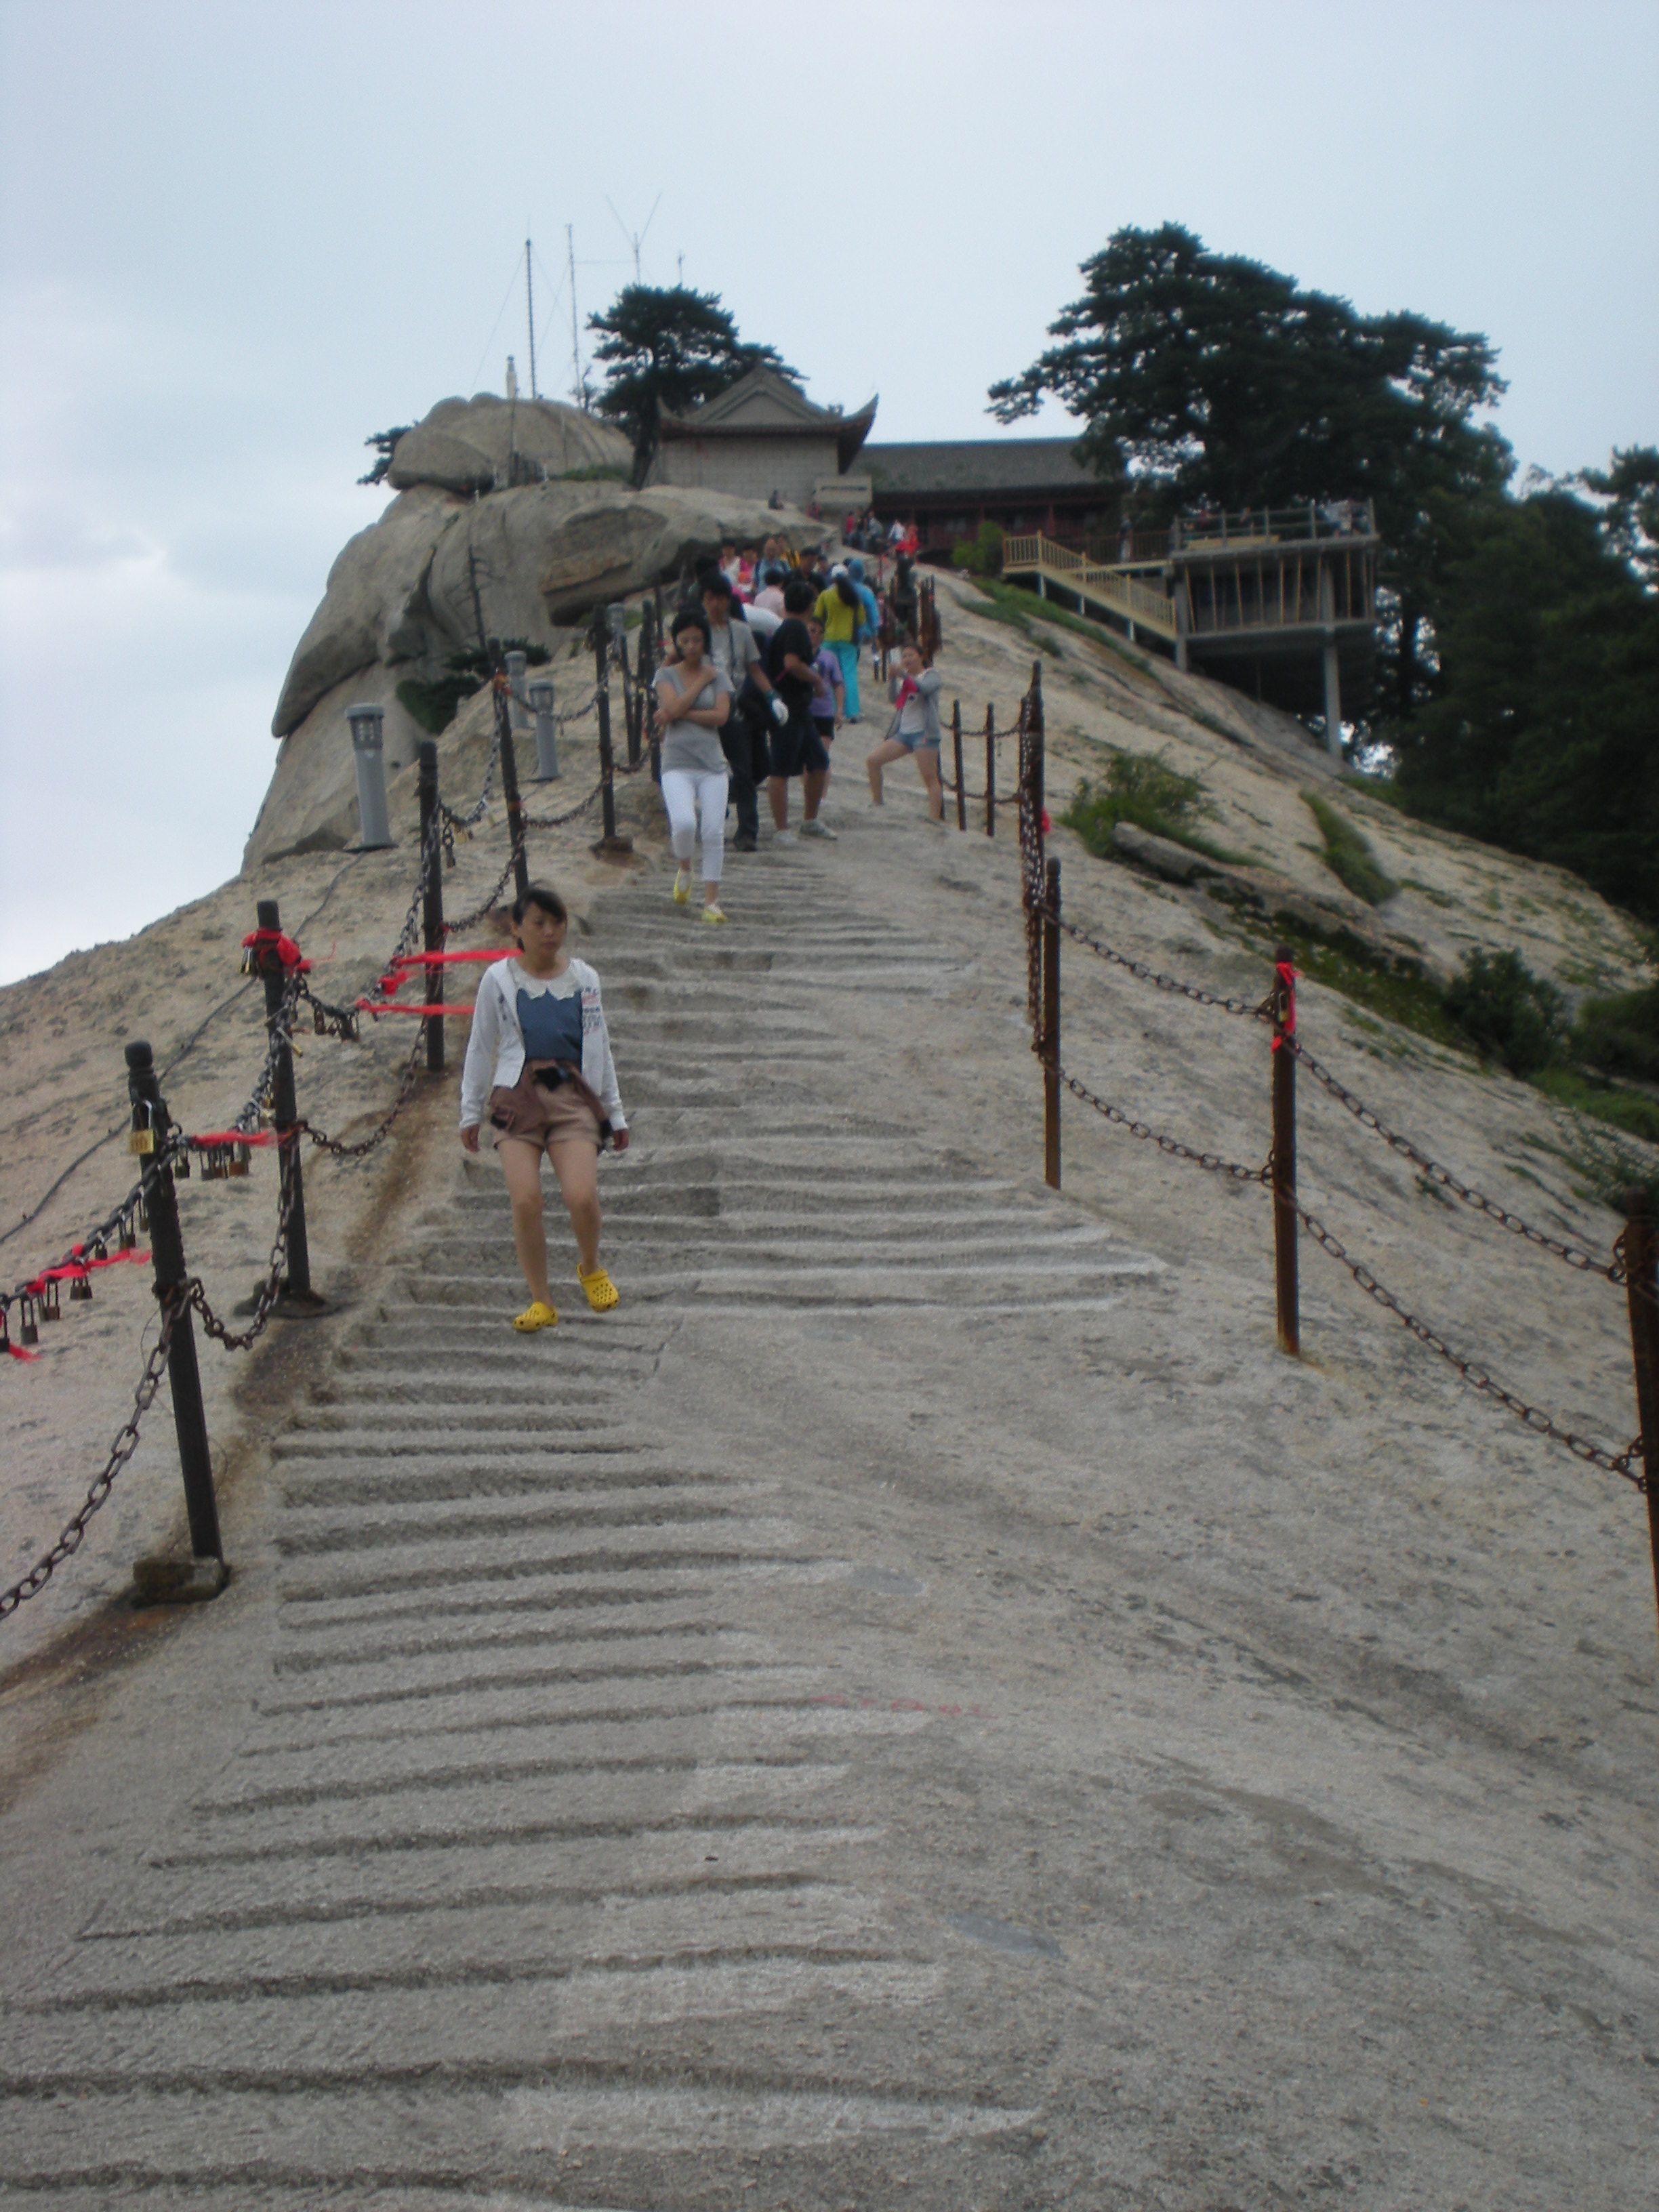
[459,883,629,1334]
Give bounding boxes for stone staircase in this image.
[1,834,1151,2206]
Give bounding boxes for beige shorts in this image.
[489,1063,602,1151]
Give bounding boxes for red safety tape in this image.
[7,1340,41,1362]
[354,1000,476,1019]
[241,926,311,973]
[24,1249,152,1295]
[1271,959,1298,1051]
[390,950,501,967]
[187,1130,277,1149]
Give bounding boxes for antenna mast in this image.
[525,237,537,400]
[567,224,584,411]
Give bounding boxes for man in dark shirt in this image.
[764,578,834,842]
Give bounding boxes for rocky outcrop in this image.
[385,395,632,495]
[256,394,827,865]
[271,485,462,738]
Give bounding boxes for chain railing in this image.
[0,1296,182,1618]
[1294,1195,1645,1491]
[1,630,643,1618]
[1010,691,1659,1644]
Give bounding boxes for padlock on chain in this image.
[40,1279,62,1324]
[134,1194,148,1234]
[19,1294,39,1348]
[228,1142,251,1178]
[128,1101,156,1156]
[175,1142,192,1179]
[118,1214,137,1253]
[69,1266,92,1303]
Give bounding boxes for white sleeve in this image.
[459,967,504,1128]
[581,967,626,1129]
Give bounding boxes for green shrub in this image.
[393,638,551,736]
[950,520,1005,576]
[1445,948,1567,1075]
[1571,979,1659,1084]
[1303,792,1398,905]
[1064,754,1248,866]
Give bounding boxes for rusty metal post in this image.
[640,600,662,785]
[1028,660,1044,846]
[595,621,617,841]
[951,701,966,831]
[1042,858,1061,1190]
[253,899,314,1307]
[1620,1191,1659,1649]
[492,676,530,902]
[124,1042,223,1572]
[592,618,632,855]
[417,743,445,1076]
[985,703,996,837]
[1271,947,1300,1356]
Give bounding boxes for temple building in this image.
[649,367,878,510]
[863,437,1105,553]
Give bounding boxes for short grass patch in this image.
[1303,792,1398,905]
[1064,754,1253,867]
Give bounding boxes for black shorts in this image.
[769,713,831,778]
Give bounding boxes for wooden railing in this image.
[1173,499,1376,551]
[1001,535,1180,638]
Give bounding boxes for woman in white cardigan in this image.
[459,883,629,1332]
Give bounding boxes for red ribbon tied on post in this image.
[241,927,311,973]
[1271,959,1298,1051]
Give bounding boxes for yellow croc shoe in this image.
[577,1264,621,1313]
[672,867,693,905]
[512,1299,558,1332]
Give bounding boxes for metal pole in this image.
[253,901,312,1303]
[417,743,445,1075]
[1271,948,1300,1357]
[493,677,531,901]
[1042,859,1061,1191]
[595,623,617,841]
[985,704,996,838]
[125,1041,222,1565]
[1029,661,1045,865]
[951,701,966,832]
[1620,1191,1659,1651]
[640,600,662,785]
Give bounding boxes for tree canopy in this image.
[1392,485,1659,921]
[989,224,1513,715]
[588,285,796,485]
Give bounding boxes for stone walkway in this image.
[2,800,1656,2209]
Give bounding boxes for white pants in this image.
[661,766,729,884]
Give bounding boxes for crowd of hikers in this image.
[460,522,941,1334]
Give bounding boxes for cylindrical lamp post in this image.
[506,648,530,731]
[346,703,394,850]
[527,679,560,780]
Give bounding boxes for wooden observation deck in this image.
[1003,500,1378,752]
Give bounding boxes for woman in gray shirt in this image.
[653,607,732,923]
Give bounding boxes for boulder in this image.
[245,663,428,867]
[386,394,632,493]
[271,485,462,737]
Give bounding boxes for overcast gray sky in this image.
[2,0,1654,983]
